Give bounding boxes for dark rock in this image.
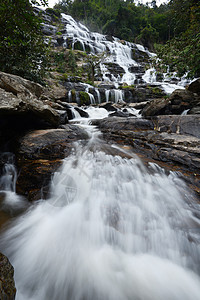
[141,98,170,117]
[0,252,16,300]
[153,115,200,139]
[188,78,200,95]
[99,102,117,112]
[104,63,125,76]
[16,126,88,201]
[92,115,200,195]
[74,107,89,118]
[141,88,196,116]
[109,111,135,118]
[128,66,145,73]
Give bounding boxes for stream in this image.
[0,108,200,300]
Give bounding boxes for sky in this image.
[47,0,168,8]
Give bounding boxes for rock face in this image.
[16,126,88,201]
[0,253,16,300]
[0,72,63,128]
[92,115,200,195]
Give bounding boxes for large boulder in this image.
[141,97,170,117]
[16,126,88,201]
[188,78,200,95]
[141,89,195,116]
[0,253,16,300]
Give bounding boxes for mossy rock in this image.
[79,91,90,106]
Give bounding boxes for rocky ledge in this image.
[92,115,200,196]
[16,125,88,201]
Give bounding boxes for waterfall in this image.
[0,153,17,192]
[95,88,101,104]
[60,14,189,92]
[1,121,200,300]
[114,89,124,103]
[105,90,110,102]
[0,153,27,214]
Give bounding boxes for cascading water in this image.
[1,115,200,300]
[60,14,189,93]
[0,153,27,218]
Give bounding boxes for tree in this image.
[0,0,49,83]
[85,52,107,85]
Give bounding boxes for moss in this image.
[71,89,76,102]
[79,91,90,106]
[121,85,135,90]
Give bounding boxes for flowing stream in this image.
[0,110,200,300]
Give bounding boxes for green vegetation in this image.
[154,0,200,78]
[0,0,49,83]
[79,91,90,106]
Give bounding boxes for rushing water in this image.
[0,112,200,300]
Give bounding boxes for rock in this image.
[188,78,200,95]
[122,85,166,104]
[92,117,154,132]
[141,89,196,116]
[109,111,135,117]
[104,63,125,76]
[141,98,170,117]
[92,115,200,195]
[128,66,145,73]
[153,115,200,139]
[0,252,16,300]
[0,88,60,127]
[16,126,88,201]
[99,102,117,112]
[74,107,89,118]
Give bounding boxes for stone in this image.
[141,98,170,117]
[0,252,16,300]
[141,88,196,116]
[99,102,117,112]
[188,78,200,95]
[16,126,89,201]
[92,115,200,195]
[74,107,89,118]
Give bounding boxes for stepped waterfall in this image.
[0,13,200,300]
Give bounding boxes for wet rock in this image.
[128,66,145,73]
[122,84,166,104]
[0,252,16,300]
[153,115,200,139]
[104,63,125,76]
[99,102,117,112]
[93,116,200,195]
[16,126,89,201]
[74,107,89,118]
[141,89,196,116]
[109,111,135,118]
[141,98,170,117]
[188,78,200,95]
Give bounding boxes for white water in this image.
[61,14,189,93]
[1,121,200,300]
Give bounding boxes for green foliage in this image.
[155,0,200,78]
[79,91,90,106]
[0,0,49,83]
[68,49,77,73]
